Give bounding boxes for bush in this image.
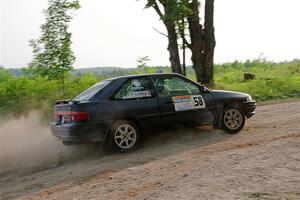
[0,72,99,123]
[0,60,299,123]
[213,60,300,101]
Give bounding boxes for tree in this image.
[146,0,182,74]
[29,0,80,87]
[145,0,216,85]
[175,0,215,85]
[176,2,190,76]
[178,17,187,76]
[137,56,151,73]
[203,0,216,85]
[186,0,206,83]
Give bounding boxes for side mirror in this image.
[200,85,209,93]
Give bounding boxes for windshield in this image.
[73,80,111,101]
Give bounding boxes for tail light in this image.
[71,112,89,122]
[55,112,89,124]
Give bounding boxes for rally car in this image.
[51,73,256,152]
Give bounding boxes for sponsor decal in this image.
[131,80,142,89]
[127,90,152,99]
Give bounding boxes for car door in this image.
[151,75,215,126]
[112,77,162,131]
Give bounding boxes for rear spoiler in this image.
[55,99,79,105]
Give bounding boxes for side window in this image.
[114,78,154,100]
[153,76,200,97]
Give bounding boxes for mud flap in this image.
[213,108,223,129]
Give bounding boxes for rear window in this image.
[73,80,111,101]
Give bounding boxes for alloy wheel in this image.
[223,109,243,130]
[114,124,137,150]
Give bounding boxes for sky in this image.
[1,0,300,69]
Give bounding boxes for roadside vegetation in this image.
[2,1,298,123]
[213,59,300,101]
[1,59,299,123]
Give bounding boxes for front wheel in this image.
[108,120,140,152]
[222,106,245,134]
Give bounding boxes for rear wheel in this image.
[108,120,140,152]
[222,106,245,134]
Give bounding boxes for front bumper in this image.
[242,101,256,118]
[50,122,109,143]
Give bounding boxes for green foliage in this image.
[29,0,80,81]
[213,60,300,101]
[64,73,98,98]
[136,56,156,73]
[0,71,97,122]
[0,76,59,119]
[137,56,151,69]
[0,60,299,123]
[146,0,192,21]
[0,66,13,82]
[145,0,192,39]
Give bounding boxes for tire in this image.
[222,106,245,134]
[107,120,140,152]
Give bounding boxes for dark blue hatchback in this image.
[51,73,256,152]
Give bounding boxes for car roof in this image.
[106,73,183,81]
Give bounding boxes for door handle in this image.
[165,100,173,104]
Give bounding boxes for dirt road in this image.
[1,100,300,200]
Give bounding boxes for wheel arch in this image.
[213,100,245,129]
[110,117,141,133]
[221,101,246,134]
[104,117,142,152]
[123,117,141,132]
[223,100,245,114]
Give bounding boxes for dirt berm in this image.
[0,99,299,200]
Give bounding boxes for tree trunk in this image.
[180,17,186,76]
[164,21,182,74]
[187,0,205,83]
[61,74,65,97]
[151,1,182,74]
[203,0,216,85]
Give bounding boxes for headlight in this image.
[246,96,253,102]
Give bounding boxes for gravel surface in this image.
[1,99,299,200]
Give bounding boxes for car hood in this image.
[209,90,249,100]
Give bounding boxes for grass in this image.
[1,60,299,122]
[212,60,300,101]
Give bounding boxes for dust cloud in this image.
[0,112,96,174]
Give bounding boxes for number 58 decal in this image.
[192,95,206,109]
